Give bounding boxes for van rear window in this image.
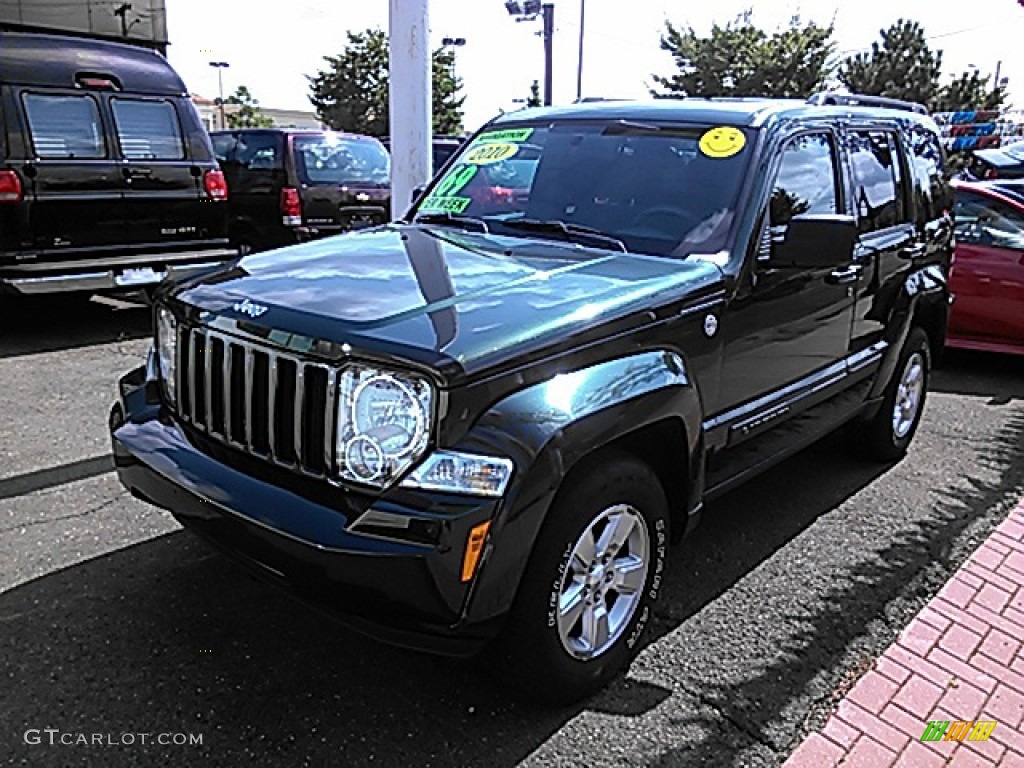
[22,93,106,159]
[111,99,185,160]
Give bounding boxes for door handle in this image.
[825,265,863,285]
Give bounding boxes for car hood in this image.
[173,225,724,383]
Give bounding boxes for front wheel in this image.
[854,327,930,462]
[495,454,670,704]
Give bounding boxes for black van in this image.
[0,31,234,298]
[210,128,391,253]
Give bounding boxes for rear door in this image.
[109,96,206,249]
[18,89,125,253]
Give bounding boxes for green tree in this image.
[224,85,274,128]
[838,19,943,107]
[933,70,1006,112]
[307,29,464,136]
[651,13,835,98]
[526,80,542,108]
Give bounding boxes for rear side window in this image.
[954,190,1024,250]
[111,99,185,160]
[907,126,952,220]
[22,93,105,159]
[211,133,237,164]
[235,133,282,170]
[848,131,906,233]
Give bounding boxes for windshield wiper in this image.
[498,218,627,252]
[414,212,490,233]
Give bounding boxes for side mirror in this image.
[411,184,426,204]
[772,214,858,268]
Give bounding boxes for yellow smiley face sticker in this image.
[699,126,746,159]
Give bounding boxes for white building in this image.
[191,95,324,133]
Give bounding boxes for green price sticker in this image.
[419,196,471,214]
[477,128,534,143]
[432,164,478,198]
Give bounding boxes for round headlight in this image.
[336,366,433,487]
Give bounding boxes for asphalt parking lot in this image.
[2,296,1023,768]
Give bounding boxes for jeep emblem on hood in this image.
[232,298,268,318]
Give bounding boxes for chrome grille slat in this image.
[268,355,278,461]
[175,324,333,479]
[294,365,305,467]
[244,348,255,448]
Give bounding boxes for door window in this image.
[954,191,1024,250]
[235,133,282,170]
[769,132,838,226]
[111,99,185,160]
[22,93,106,159]
[849,131,906,233]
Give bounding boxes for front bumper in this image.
[110,365,505,655]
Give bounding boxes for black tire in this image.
[495,454,670,704]
[854,327,930,462]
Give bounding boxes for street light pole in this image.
[542,3,554,106]
[208,61,229,130]
[576,0,585,101]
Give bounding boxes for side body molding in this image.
[454,350,704,627]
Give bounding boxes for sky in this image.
[165,0,1024,132]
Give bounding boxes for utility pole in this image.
[388,0,431,220]
[208,61,229,130]
[542,3,554,106]
[576,0,585,101]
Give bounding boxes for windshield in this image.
[412,121,753,258]
[293,134,390,186]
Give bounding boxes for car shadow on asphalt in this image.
[932,348,1024,404]
[0,293,151,359]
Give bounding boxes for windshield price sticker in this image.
[419,196,471,214]
[699,126,746,158]
[463,142,519,165]
[432,164,478,197]
[477,128,534,143]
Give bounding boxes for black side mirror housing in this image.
[772,214,858,268]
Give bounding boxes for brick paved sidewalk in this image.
[784,503,1024,767]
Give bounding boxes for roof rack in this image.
[806,91,928,115]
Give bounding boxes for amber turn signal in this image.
[461,521,492,582]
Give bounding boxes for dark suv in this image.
[210,128,391,253]
[110,94,953,702]
[0,31,234,299]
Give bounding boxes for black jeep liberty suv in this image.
[110,94,953,702]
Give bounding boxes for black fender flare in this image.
[452,349,704,627]
[868,263,949,403]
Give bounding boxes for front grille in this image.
[177,325,336,476]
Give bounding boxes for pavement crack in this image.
[0,495,121,534]
[674,680,782,755]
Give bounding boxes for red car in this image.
[948,179,1024,356]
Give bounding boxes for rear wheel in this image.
[854,327,930,462]
[495,454,670,704]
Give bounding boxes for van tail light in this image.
[281,187,302,226]
[203,169,229,200]
[0,169,23,203]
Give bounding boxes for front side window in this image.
[908,126,951,220]
[849,131,905,233]
[234,133,281,171]
[413,121,753,258]
[769,132,838,226]
[111,99,185,160]
[294,135,389,186]
[22,93,105,159]
[954,190,1024,250]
